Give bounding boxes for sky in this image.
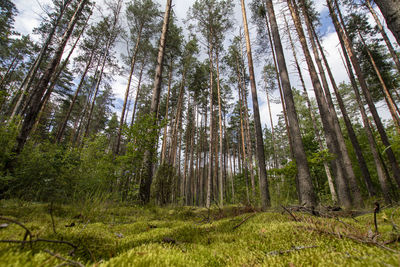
[13,0,394,129]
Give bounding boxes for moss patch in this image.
[0,201,399,266]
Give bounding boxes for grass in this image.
[0,199,400,266]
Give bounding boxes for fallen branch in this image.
[44,249,84,267]
[232,213,256,230]
[299,225,399,253]
[0,238,77,250]
[0,216,33,248]
[281,206,299,222]
[267,245,318,255]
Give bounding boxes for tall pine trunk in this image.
[373,0,400,45]
[284,14,338,203]
[139,0,172,204]
[299,0,363,207]
[14,0,88,155]
[241,0,270,209]
[115,24,143,154]
[328,0,400,189]
[265,0,316,207]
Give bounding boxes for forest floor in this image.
[1,200,400,266]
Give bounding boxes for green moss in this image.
[0,200,399,266]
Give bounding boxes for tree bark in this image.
[309,25,375,198]
[238,32,257,200]
[241,0,270,209]
[139,0,172,204]
[365,0,400,74]
[115,24,143,154]
[284,14,338,203]
[56,41,95,143]
[358,32,400,131]
[373,0,400,45]
[215,50,224,207]
[266,0,317,207]
[329,0,400,189]
[288,0,352,207]
[9,1,72,121]
[14,0,88,154]
[299,0,364,207]
[131,56,145,127]
[160,59,173,164]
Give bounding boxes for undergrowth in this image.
[0,200,400,266]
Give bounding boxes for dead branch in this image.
[44,249,84,267]
[232,213,256,230]
[0,238,77,250]
[267,245,318,255]
[299,225,399,253]
[281,206,299,222]
[0,216,33,248]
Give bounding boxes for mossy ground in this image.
[0,200,400,266]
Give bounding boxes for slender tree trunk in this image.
[56,43,95,142]
[365,0,400,74]
[9,1,71,121]
[310,22,376,197]
[343,46,393,203]
[238,30,258,199]
[263,9,294,163]
[131,56,145,126]
[115,24,143,154]
[169,69,186,166]
[358,32,400,131]
[299,0,363,207]
[0,55,19,90]
[73,54,102,145]
[83,50,107,139]
[14,0,88,155]
[238,73,250,204]
[187,101,196,206]
[284,14,338,203]
[288,0,353,208]
[329,0,400,189]
[215,50,224,207]
[139,0,172,204]
[160,59,173,164]
[33,10,91,136]
[241,0,270,209]
[265,0,317,207]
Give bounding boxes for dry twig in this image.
[232,213,256,230]
[44,249,85,267]
[281,206,299,222]
[267,245,318,255]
